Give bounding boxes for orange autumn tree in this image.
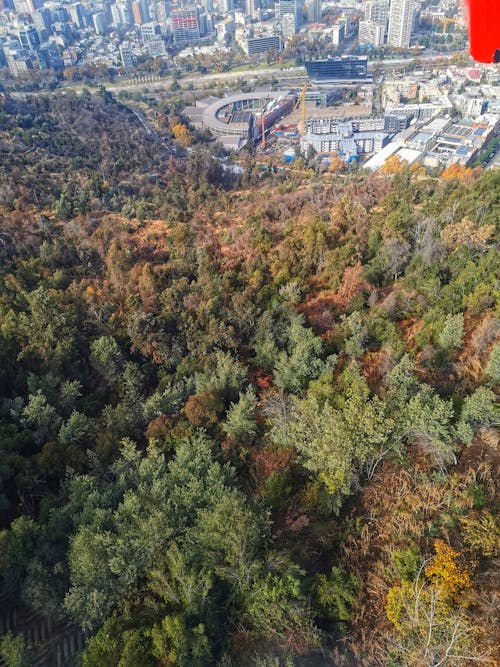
[441,217,495,251]
[171,123,193,147]
[334,262,367,312]
[328,152,346,172]
[441,162,475,182]
[381,154,407,175]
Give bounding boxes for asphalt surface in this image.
[7,50,468,99]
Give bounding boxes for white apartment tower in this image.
[364,0,389,23]
[387,0,414,48]
[360,0,389,46]
[305,0,321,23]
[279,0,302,35]
[245,0,256,17]
[359,19,385,46]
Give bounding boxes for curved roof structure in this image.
[201,91,294,136]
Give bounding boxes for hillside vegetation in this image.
[0,90,498,666]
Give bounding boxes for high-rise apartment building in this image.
[119,41,134,67]
[387,0,414,48]
[52,6,69,23]
[25,0,44,12]
[155,0,168,26]
[359,19,385,46]
[171,8,200,44]
[360,0,389,45]
[92,11,107,34]
[141,21,160,41]
[18,26,40,51]
[5,49,32,76]
[32,8,51,31]
[131,0,146,25]
[278,0,302,35]
[332,22,345,46]
[38,42,64,69]
[68,3,85,28]
[305,0,320,23]
[246,0,259,19]
[147,36,165,55]
[364,0,389,23]
[116,0,134,27]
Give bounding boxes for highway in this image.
[88,66,308,95]
[87,52,465,93]
[8,50,468,99]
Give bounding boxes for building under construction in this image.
[183,91,297,149]
[300,116,390,160]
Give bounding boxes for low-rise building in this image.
[457,95,487,119]
[301,116,389,158]
[246,33,281,55]
[147,35,165,56]
[382,79,418,107]
[385,98,453,120]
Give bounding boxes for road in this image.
[8,65,307,99]
[90,66,307,95]
[85,52,465,93]
[9,50,467,99]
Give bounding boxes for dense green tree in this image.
[246,566,321,653]
[55,192,73,221]
[403,387,456,463]
[149,615,211,667]
[143,380,188,421]
[273,319,335,394]
[456,387,498,444]
[0,633,32,667]
[21,391,60,442]
[82,617,136,667]
[194,351,246,403]
[90,336,124,385]
[223,387,258,443]
[0,93,498,666]
[0,516,39,591]
[437,312,464,350]
[484,344,500,384]
[58,411,96,446]
[17,287,77,372]
[64,434,260,633]
[273,365,393,508]
[314,565,360,631]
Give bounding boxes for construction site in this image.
[184,83,374,156]
[182,56,497,170]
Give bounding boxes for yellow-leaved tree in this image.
[384,540,488,666]
[381,154,407,175]
[171,123,193,147]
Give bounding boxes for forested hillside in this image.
[0,90,498,667]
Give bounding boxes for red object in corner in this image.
[464,0,500,63]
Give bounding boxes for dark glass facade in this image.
[305,56,369,82]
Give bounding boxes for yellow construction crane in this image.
[441,17,458,34]
[292,84,308,137]
[261,100,266,149]
[260,97,270,149]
